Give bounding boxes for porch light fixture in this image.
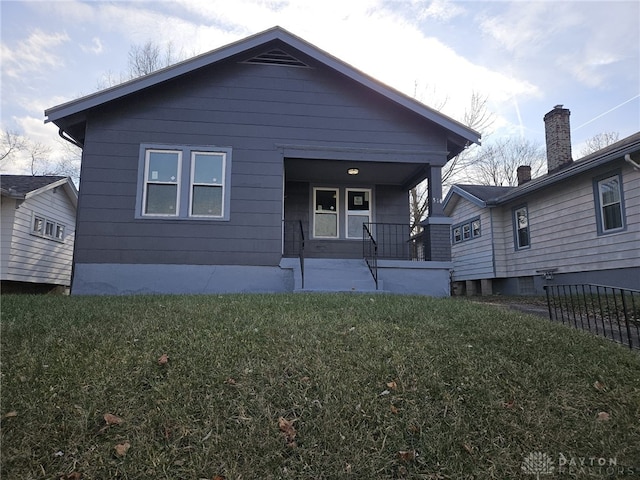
[347,168,359,175]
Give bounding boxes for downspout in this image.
[624,154,640,170]
[58,128,83,149]
[489,208,496,278]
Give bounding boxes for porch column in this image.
[420,166,453,261]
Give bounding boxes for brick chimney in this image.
[544,105,573,173]
[517,165,531,185]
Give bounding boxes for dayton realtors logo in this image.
[522,452,636,477]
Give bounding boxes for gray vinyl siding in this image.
[449,200,494,281]
[76,59,445,266]
[496,161,639,278]
[1,189,76,285]
[0,197,16,276]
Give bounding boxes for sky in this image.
[1,0,639,177]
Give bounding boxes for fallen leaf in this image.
[3,411,17,418]
[503,399,515,409]
[62,472,82,480]
[224,377,236,385]
[390,404,399,414]
[387,380,398,390]
[596,411,610,421]
[158,353,169,366]
[212,476,226,480]
[398,450,416,462]
[407,424,420,434]
[462,443,473,454]
[278,416,297,448]
[114,442,130,457]
[103,413,124,425]
[379,390,390,396]
[593,381,606,392]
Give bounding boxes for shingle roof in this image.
[0,175,67,196]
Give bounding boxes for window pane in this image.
[518,227,530,247]
[192,185,223,216]
[33,217,43,234]
[453,227,461,243]
[599,177,620,205]
[56,224,65,240]
[462,224,471,239]
[315,190,337,211]
[147,151,179,182]
[315,212,337,237]
[45,221,55,236]
[146,184,178,214]
[472,220,481,237]
[193,153,224,184]
[348,214,369,238]
[603,204,622,230]
[348,190,369,211]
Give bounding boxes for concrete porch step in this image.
[281,258,380,292]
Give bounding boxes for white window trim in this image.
[514,206,530,250]
[141,149,182,217]
[597,174,625,233]
[30,212,66,243]
[189,151,226,218]
[345,188,372,239]
[136,144,232,221]
[313,187,339,238]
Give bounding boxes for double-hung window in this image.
[513,206,530,249]
[143,150,181,216]
[594,173,625,234]
[190,152,225,217]
[137,144,231,220]
[313,188,338,238]
[346,189,371,239]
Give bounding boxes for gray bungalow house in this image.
[45,26,479,295]
[444,106,640,296]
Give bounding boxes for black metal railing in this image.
[298,220,305,289]
[544,284,640,350]
[283,220,305,289]
[363,224,378,290]
[364,223,425,261]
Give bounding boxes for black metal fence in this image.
[364,223,425,261]
[544,284,640,350]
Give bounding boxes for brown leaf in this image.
[594,381,606,392]
[103,413,124,425]
[503,399,515,409]
[278,416,297,447]
[114,442,130,457]
[462,443,473,454]
[390,404,399,414]
[387,380,398,390]
[212,476,226,480]
[398,450,416,462]
[596,411,610,421]
[224,377,236,385]
[3,411,17,418]
[158,353,169,366]
[407,424,420,434]
[62,473,82,480]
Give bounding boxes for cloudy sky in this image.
[1,0,639,176]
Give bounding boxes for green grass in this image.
[1,294,639,479]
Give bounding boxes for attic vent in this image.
[244,49,309,68]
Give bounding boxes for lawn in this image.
[1,294,639,479]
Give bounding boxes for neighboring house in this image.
[1,175,78,292]
[45,26,480,296]
[444,105,640,296]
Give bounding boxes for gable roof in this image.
[45,26,480,156]
[444,130,640,212]
[0,175,78,208]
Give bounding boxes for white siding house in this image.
[1,176,77,291]
[444,107,640,295]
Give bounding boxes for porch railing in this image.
[544,284,640,350]
[364,223,425,261]
[362,224,378,290]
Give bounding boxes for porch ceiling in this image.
[284,158,427,189]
